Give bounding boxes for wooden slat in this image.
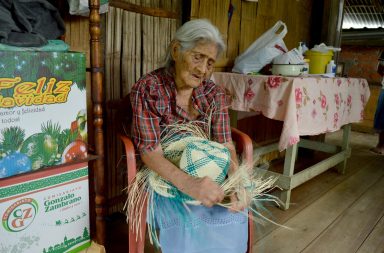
[298,138,340,153]
[134,0,141,81]
[158,0,168,68]
[356,215,384,253]
[152,0,160,69]
[190,0,200,19]
[112,8,123,213]
[254,132,382,242]
[142,0,153,74]
[170,0,180,46]
[105,7,122,214]
[227,0,241,62]
[254,0,313,50]
[291,151,349,189]
[239,0,259,53]
[302,175,384,253]
[121,9,134,95]
[254,158,384,253]
[109,0,179,18]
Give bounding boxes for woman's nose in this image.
[196,60,208,74]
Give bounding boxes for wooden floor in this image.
[105,130,384,253]
[253,130,384,253]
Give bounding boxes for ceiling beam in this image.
[372,0,384,12]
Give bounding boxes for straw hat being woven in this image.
[149,136,230,204]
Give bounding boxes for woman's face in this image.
[172,41,218,90]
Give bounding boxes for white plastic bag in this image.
[273,48,304,64]
[67,0,109,16]
[232,21,288,74]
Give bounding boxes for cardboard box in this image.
[0,162,90,252]
[0,51,87,178]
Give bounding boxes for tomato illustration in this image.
[61,140,88,163]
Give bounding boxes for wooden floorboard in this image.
[302,172,384,253]
[252,130,384,253]
[254,154,370,236]
[253,158,384,253]
[356,214,384,253]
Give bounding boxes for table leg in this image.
[278,143,298,210]
[336,124,351,174]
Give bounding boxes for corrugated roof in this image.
[343,0,384,29]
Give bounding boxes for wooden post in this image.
[89,0,106,245]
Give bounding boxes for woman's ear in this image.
[171,41,180,61]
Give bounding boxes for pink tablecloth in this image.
[212,72,370,151]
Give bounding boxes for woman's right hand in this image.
[181,176,224,207]
[141,147,224,207]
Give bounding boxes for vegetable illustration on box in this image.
[0,51,87,178]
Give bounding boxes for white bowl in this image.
[271,64,305,76]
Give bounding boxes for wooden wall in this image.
[191,0,315,161]
[190,0,314,71]
[104,0,182,213]
[62,0,182,215]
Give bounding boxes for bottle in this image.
[326,60,336,77]
[301,42,308,55]
[298,42,303,55]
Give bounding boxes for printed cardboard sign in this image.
[0,162,90,253]
[0,51,88,178]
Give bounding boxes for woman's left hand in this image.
[228,193,249,213]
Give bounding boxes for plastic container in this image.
[304,50,333,74]
[271,64,305,76]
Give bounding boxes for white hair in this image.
[163,19,226,68]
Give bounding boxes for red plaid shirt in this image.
[130,68,232,153]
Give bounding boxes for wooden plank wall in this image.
[104,0,181,213]
[190,0,314,71]
[190,0,314,161]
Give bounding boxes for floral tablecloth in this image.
[212,72,370,151]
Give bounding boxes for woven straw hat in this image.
[148,136,230,204]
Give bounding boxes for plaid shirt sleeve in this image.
[208,81,232,144]
[130,78,163,154]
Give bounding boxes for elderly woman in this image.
[130,19,248,253]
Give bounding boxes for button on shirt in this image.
[130,67,232,153]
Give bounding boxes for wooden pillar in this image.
[322,0,345,62]
[89,0,106,245]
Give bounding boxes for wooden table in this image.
[212,72,370,209]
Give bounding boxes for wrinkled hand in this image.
[228,192,250,213]
[182,176,224,207]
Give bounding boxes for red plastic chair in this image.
[121,127,254,253]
